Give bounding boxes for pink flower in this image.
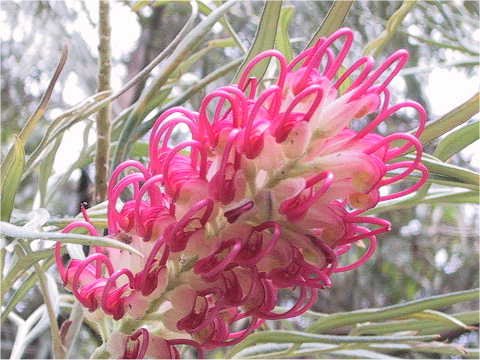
[55,28,428,358]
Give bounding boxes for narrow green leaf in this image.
[229,331,437,357]
[406,154,479,187]
[403,309,474,330]
[351,311,478,336]
[306,1,354,48]
[420,93,479,144]
[131,142,149,158]
[307,288,479,333]
[363,0,417,56]
[275,6,295,61]
[198,0,246,53]
[233,0,283,82]
[368,189,479,214]
[0,136,25,221]
[39,136,63,207]
[434,120,479,161]
[134,58,242,140]
[18,46,68,142]
[0,222,143,257]
[174,37,236,77]
[3,248,54,292]
[1,257,55,322]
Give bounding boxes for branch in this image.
[95,0,112,202]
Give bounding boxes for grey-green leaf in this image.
[0,136,26,221]
[0,222,143,257]
[434,120,479,161]
[306,0,354,48]
[233,0,283,82]
[420,93,479,144]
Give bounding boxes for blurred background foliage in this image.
[1,0,479,359]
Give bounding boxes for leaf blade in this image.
[306,1,354,48]
[0,222,143,257]
[233,0,283,82]
[0,136,26,221]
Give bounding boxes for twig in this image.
[95,0,112,202]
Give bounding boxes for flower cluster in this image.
[55,28,428,358]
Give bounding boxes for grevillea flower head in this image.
[55,28,428,358]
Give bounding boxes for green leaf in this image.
[368,189,479,214]
[307,288,479,333]
[408,154,479,187]
[18,46,68,143]
[174,37,236,77]
[363,0,417,56]
[198,0,246,52]
[229,331,437,358]
[404,309,474,330]
[419,93,479,144]
[1,256,55,322]
[306,1,354,48]
[3,248,54,293]
[233,0,283,82]
[351,311,478,336]
[131,142,149,158]
[275,6,295,61]
[0,136,25,221]
[39,135,62,207]
[134,58,242,140]
[434,120,479,161]
[0,222,143,257]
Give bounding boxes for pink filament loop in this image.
[243,86,281,158]
[194,238,243,279]
[162,141,208,197]
[136,236,169,295]
[224,201,254,223]
[55,221,100,283]
[334,56,374,92]
[209,316,262,348]
[166,198,213,252]
[235,221,281,266]
[274,85,324,142]
[198,89,245,144]
[109,160,150,192]
[344,216,391,243]
[211,129,241,203]
[355,101,426,146]
[71,253,114,310]
[350,49,409,100]
[167,339,204,359]
[149,107,198,147]
[124,328,150,359]
[133,174,166,236]
[238,50,288,90]
[260,286,318,320]
[149,117,199,168]
[380,162,429,201]
[280,171,334,221]
[306,234,338,274]
[334,228,378,272]
[107,173,145,235]
[301,28,354,83]
[101,268,135,319]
